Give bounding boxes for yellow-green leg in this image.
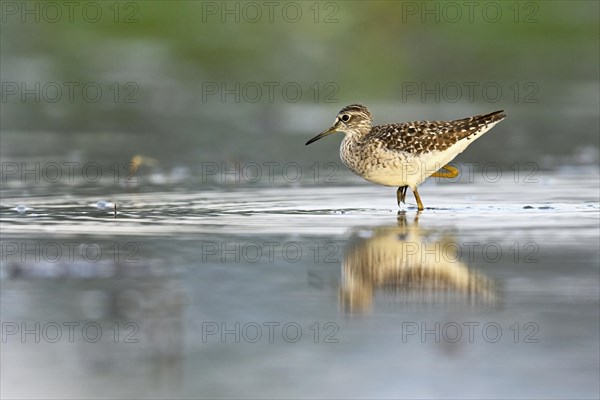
[397,185,424,211]
[431,165,459,179]
[412,187,424,211]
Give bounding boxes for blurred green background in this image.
[1,0,599,171]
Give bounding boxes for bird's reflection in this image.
[340,212,498,312]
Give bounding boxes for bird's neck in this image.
[341,130,366,148]
[340,133,365,173]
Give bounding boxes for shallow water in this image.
[1,172,599,399]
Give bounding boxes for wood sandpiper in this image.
[306,104,507,210]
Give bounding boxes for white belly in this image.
[347,124,496,188]
[360,152,453,188]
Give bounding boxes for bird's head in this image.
[306,104,373,145]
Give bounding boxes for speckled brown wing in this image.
[367,110,507,155]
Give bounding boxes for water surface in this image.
[1,172,599,399]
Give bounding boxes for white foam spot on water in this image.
[94,200,114,210]
[14,205,29,214]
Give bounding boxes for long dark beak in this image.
[305,126,338,145]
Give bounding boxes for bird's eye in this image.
[341,114,350,122]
